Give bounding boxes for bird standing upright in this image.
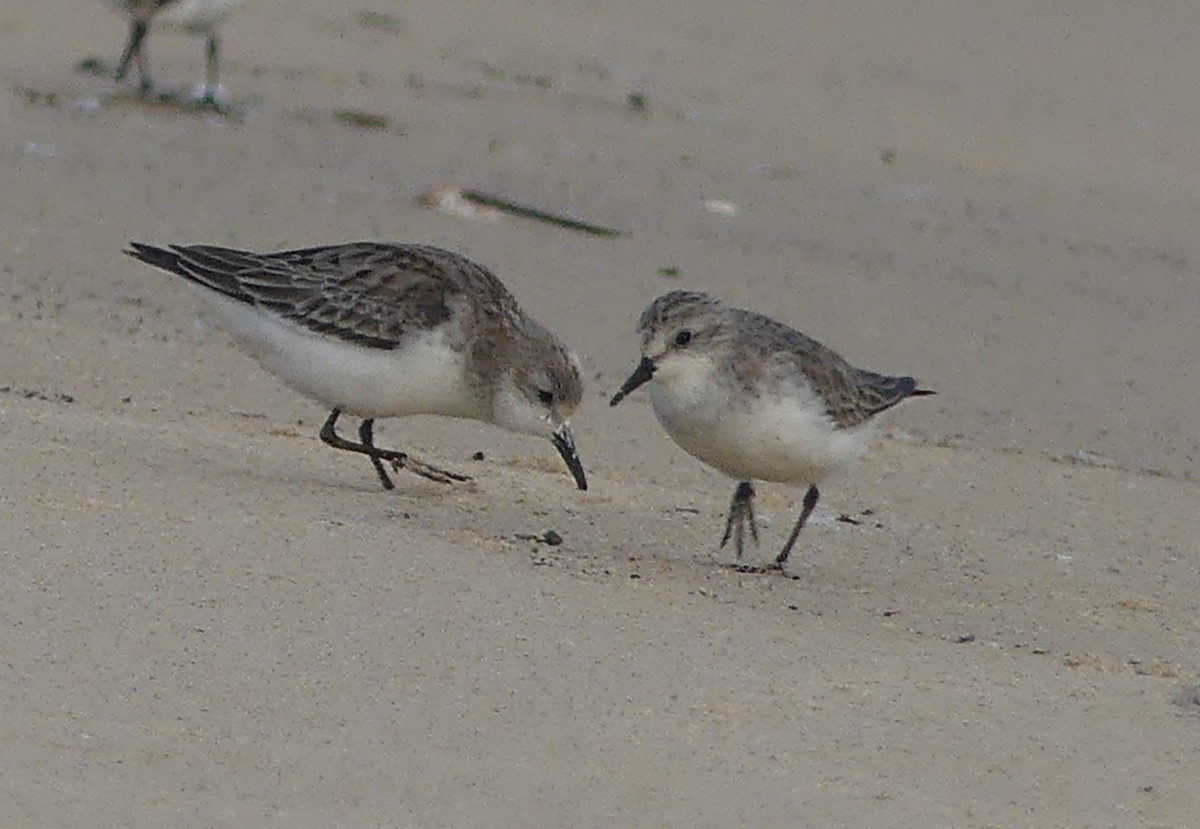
[611,290,933,572]
[104,0,247,108]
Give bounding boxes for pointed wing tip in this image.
[124,241,180,270]
[892,375,935,399]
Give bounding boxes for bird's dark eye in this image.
[537,389,554,405]
[674,330,693,347]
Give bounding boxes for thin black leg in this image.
[318,409,469,488]
[201,31,220,106]
[115,19,151,93]
[719,481,758,559]
[359,418,394,490]
[775,484,819,569]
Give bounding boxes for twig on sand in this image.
[420,185,623,238]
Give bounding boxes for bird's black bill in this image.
[609,357,656,406]
[551,423,589,491]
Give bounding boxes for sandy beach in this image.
[2,1,1197,825]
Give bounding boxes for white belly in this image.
[196,290,477,419]
[649,379,871,485]
[107,0,245,30]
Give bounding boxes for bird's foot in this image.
[389,454,472,485]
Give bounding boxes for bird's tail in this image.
[125,242,255,304]
[861,372,935,413]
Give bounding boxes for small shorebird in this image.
[104,0,247,107]
[127,241,589,491]
[611,290,933,571]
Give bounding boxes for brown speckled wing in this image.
[150,243,514,349]
[734,309,930,429]
[821,368,926,428]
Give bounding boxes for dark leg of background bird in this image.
[774,484,819,569]
[115,19,152,95]
[318,409,470,487]
[199,31,222,108]
[720,480,758,558]
[358,418,394,490]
